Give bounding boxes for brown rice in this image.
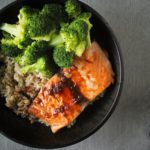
[0,53,48,122]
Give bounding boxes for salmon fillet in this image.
[63,41,114,101]
[28,74,88,133]
[28,41,114,133]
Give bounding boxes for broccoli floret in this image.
[1,39,22,57]
[27,9,55,41]
[76,12,92,30]
[50,12,92,56]
[21,56,53,77]
[27,4,67,41]
[0,6,34,49]
[14,6,35,48]
[0,6,36,49]
[66,14,92,56]
[16,41,50,66]
[53,45,74,68]
[65,0,81,19]
[42,4,67,24]
[60,25,79,52]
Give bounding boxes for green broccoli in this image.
[77,12,93,30]
[41,4,67,25]
[0,2,93,73]
[16,41,50,66]
[53,45,74,68]
[21,56,53,77]
[0,23,31,49]
[0,4,67,47]
[0,6,34,49]
[50,12,92,56]
[1,38,22,57]
[65,0,81,19]
[26,4,67,41]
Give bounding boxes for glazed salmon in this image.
[28,74,88,133]
[63,41,114,101]
[28,41,114,133]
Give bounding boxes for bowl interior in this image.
[0,0,123,148]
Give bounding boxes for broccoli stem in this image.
[0,23,18,37]
[49,34,64,47]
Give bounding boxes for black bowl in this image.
[0,0,123,148]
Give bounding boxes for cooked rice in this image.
[0,53,48,122]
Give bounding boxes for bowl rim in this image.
[0,0,124,148]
